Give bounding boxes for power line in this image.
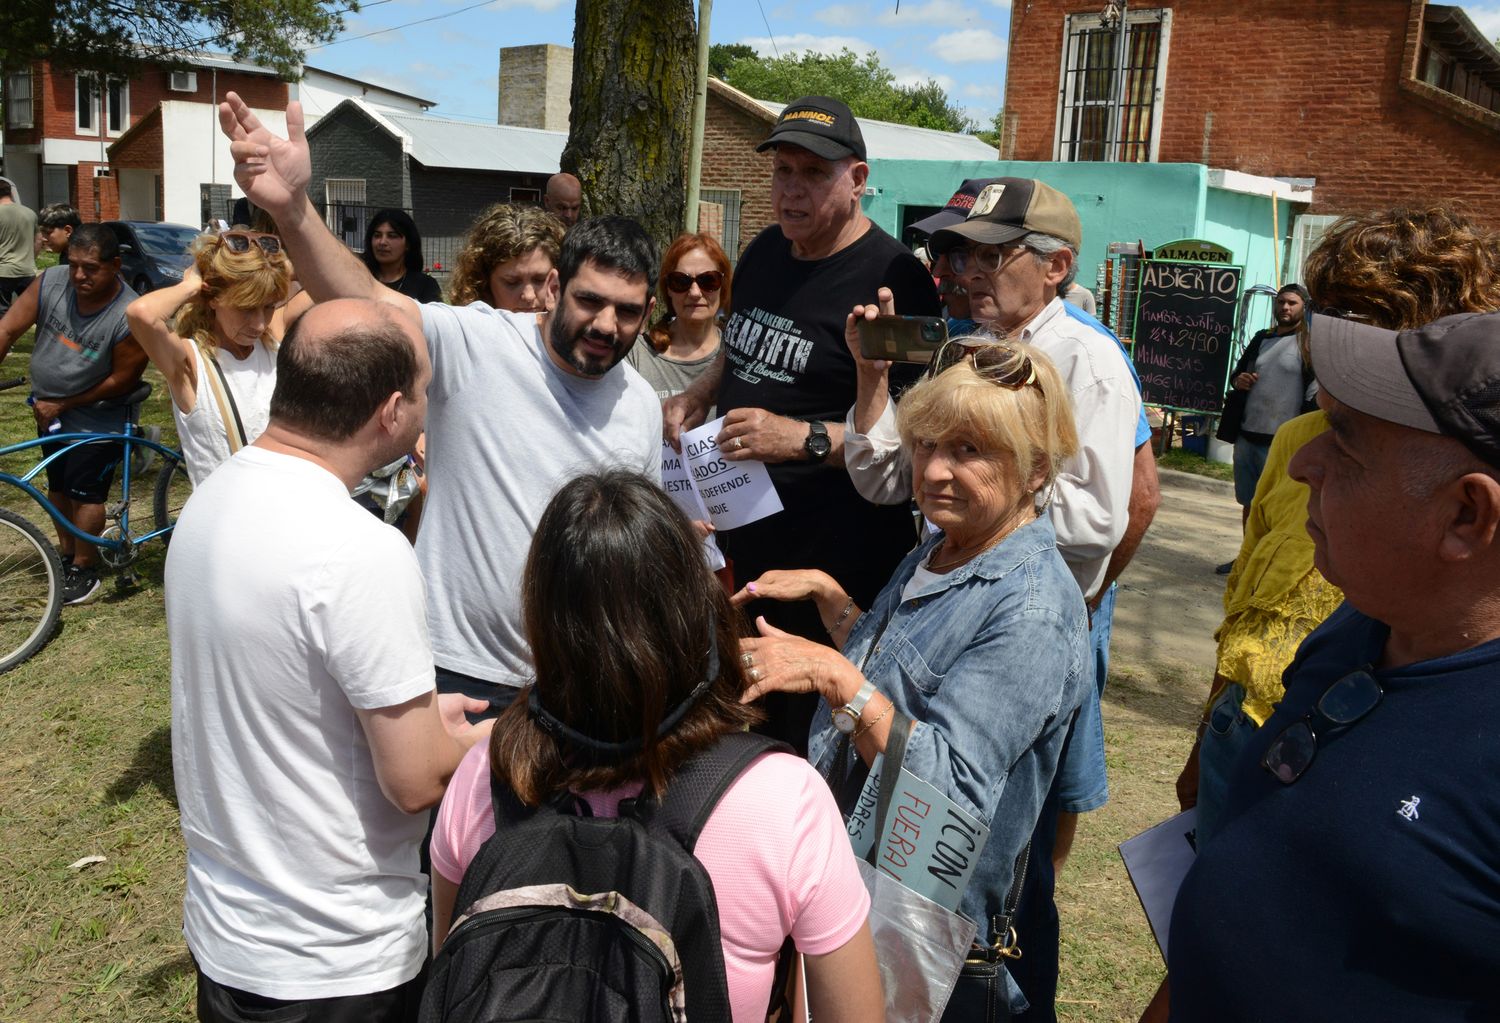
[306,0,503,50]
[754,0,779,58]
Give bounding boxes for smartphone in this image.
[857,315,950,364]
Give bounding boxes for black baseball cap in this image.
[1308,311,1500,468]
[928,177,1082,254]
[756,96,867,162]
[908,178,1005,239]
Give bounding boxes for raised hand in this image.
[217,93,310,218]
[843,285,898,375]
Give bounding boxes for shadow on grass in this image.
[105,724,177,808]
[135,950,194,1001]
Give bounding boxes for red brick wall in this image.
[110,110,163,169]
[72,162,120,221]
[700,93,775,257]
[1005,0,1500,224]
[33,62,286,144]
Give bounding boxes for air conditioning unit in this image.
[93,166,113,177]
[169,71,198,92]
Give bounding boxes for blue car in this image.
[103,221,201,294]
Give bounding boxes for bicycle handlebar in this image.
[0,376,25,392]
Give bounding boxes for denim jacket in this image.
[808,515,1091,1011]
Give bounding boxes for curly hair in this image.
[448,203,566,306]
[1303,203,1500,331]
[175,232,293,353]
[647,233,732,352]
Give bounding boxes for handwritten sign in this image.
[679,417,783,531]
[1131,260,1243,413]
[661,445,727,571]
[847,756,990,912]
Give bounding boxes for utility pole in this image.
[684,0,713,233]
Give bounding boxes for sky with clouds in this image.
[305,1,1500,129]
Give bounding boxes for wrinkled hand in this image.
[663,390,710,451]
[729,569,840,609]
[1233,371,1258,391]
[32,399,64,428]
[738,617,859,706]
[437,692,495,746]
[843,285,898,375]
[718,407,807,463]
[218,92,310,218]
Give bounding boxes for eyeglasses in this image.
[947,242,1026,276]
[665,270,724,294]
[219,230,282,256]
[930,339,1038,389]
[1261,666,1382,785]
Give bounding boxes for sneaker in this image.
[63,564,102,606]
[1215,560,1235,575]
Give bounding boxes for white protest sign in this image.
[680,417,783,530]
[661,443,728,571]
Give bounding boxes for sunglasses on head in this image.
[665,270,724,294]
[219,230,282,256]
[930,338,1038,389]
[1261,666,1383,785]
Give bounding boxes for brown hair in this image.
[490,470,762,805]
[448,203,566,306]
[175,232,293,353]
[1303,203,1500,331]
[648,233,733,352]
[269,308,417,441]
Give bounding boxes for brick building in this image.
[1002,0,1500,224]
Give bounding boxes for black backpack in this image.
[419,730,794,1023]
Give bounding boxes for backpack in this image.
[419,730,794,1023]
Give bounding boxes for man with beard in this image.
[217,93,661,716]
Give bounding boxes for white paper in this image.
[680,417,784,530]
[660,443,727,571]
[1118,808,1198,964]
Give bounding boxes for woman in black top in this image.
[361,208,443,303]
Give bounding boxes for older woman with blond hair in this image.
[126,229,292,485]
[447,203,566,312]
[734,339,1091,1022]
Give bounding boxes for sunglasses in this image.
[1261,667,1383,785]
[947,242,1026,276]
[665,270,724,294]
[219,230,282,256]
[930,339,1038,389]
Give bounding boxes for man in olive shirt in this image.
[0,180,37,314]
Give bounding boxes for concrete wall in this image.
[498,44,572,131]
[160,100,286,226]
[117,168,157,220]
[1004,0,1500,224]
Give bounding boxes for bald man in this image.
[543,172,581,227]
[168,298,490,1022]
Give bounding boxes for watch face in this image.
[807,432,832,459]
[832,706,858,734]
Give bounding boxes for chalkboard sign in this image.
[1130,260,1243,413]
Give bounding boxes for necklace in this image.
[927,512,1035,573]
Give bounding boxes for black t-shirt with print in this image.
[717,222,939,709]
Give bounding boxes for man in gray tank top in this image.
[0,223,144,605]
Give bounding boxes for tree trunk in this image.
[565,0,696,253]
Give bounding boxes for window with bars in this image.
[324,179,369,249]
[1055,8,1171,163]
[700,188,743,261]
[200,183,231,227]
[6,71,33,129]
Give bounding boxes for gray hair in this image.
[1024,232,1079,292]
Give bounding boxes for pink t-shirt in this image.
[432,741,870,1022]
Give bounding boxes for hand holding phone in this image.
[856,315,950,364]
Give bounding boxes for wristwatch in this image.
[832,678,877,735]
[804,421,832,462]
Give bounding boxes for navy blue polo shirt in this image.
[1168,603,1500,1022]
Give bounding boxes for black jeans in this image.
[434,665,521,724]
[196,962,426,1023]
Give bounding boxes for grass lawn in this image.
[0,329,1195,1022]
[1158,447,1233,483]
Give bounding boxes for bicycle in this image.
[0,376,188,673]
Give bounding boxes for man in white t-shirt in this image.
[217,93,662,715]
[168,299,492,1023]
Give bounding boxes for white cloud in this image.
[962,81,1001,100]
[1461,5,1500,38]
[891,66,957,92]
[929,28,1006,64]
[738,34,877,59]
[814,4,864,28]
[877,0,985,25]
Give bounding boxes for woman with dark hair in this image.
[361,208,442,304]
[429,469,881,1022]
[627,232,731,402]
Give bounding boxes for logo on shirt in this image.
[1397,795,1421,821]
[723,307,816,387]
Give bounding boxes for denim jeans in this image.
[1195,682,1258,848]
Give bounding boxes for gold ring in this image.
[740,652,754,668]
[735,438,745,450]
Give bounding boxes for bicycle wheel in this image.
[153,452,191,540]
[0,507,64,673]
